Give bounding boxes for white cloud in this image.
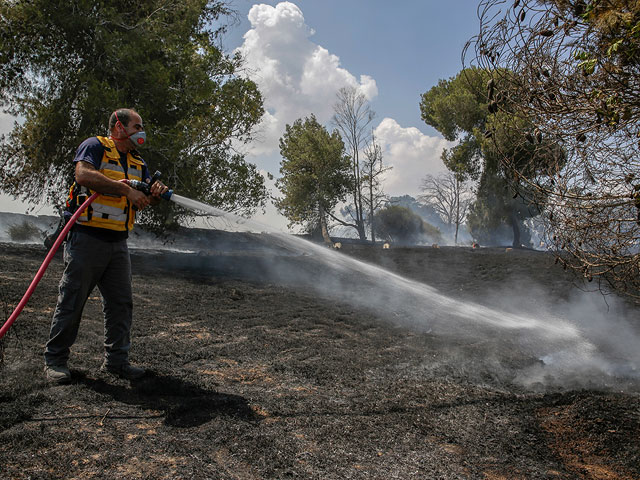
[236,3,452,224]
[238,1,378,158]
[374,118,453,197]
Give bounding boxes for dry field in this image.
[1,238,639,479]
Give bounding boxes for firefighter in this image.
[44,109,168,383]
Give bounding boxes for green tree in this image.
[276,115,352,243]
[420,68,551,247]
[374,205,442,246]
[0,0,266,228]
[472,0,640,297]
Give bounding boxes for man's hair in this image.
[109,108,138,129]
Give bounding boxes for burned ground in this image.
[0,240,639,479]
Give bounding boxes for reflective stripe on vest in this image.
[90,203,129,222]
[100,160,142,179]
[74,136,145,232]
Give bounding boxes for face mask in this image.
[128,130,146,146]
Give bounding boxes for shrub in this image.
[374,205,442,245]
[8,221,43,242]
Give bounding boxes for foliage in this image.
[420,68,545,247]
[466,173,534,247]
[389,195,446,229]
[0,0,266,228]
[374,205,442,245]
[7,220,43,242]
[471,0,640,297]
[275,115,352,239]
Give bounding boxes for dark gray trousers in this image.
[44,229,133,367]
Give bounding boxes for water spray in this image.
[0,173,173,339]
[147,195,640,388]
[2,177,639,389]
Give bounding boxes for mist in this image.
[268,237,638,391]
[3,198,637,393]
[161,195,640,393]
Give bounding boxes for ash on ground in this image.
[1,239,639,479]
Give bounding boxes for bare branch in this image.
[467,0,640,298]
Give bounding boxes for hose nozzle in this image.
[127,170,172,200]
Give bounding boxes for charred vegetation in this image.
[1,240,639,478]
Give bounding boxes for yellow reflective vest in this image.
[66,136,146,232]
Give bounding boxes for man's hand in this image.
[76,161,154,210]
[126,187,151,210]
[148,180,169,205]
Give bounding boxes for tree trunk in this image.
[369,180,376,243]
[319,205,332,245]
[353,145,368,241]
[350,150,366,241]
[357,223,366,241]
[510,208,521,248]
[454,177,460,245]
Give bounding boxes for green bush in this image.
[374,205,442,245]
[8,221,43,242]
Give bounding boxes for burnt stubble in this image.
[1,241,638,479]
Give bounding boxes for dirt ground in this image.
[0,238,639,479]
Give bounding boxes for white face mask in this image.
[127,130,146,147]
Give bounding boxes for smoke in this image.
[4,194,637,393]
[2,194,621,392]
[513,290,640,391]
[300,248,638,392]
[162,195,640,392]
[3,196,630,392]
[0,212,58,244]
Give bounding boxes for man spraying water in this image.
[44,108,169,383]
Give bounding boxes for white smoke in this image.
[168,194,640,393]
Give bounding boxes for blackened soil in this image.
[1,241,639,479]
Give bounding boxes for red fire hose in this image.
[0,192,100,339]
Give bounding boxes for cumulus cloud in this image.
[238,2,378,156]
[234,2,453,225]
[374,118,453,197]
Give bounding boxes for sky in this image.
[0,1,482,230]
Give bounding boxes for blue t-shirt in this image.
[71,137,151,241]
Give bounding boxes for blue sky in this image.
[0,1,482,228]
[225,0,480,136]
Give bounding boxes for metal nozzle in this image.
[128,171,172,200]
